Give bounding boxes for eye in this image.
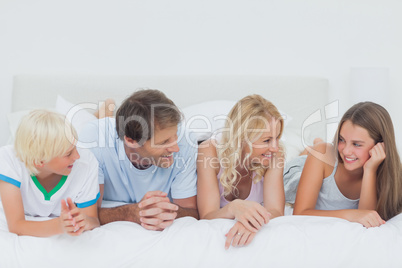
[263,139,271,143]
[339,137,345,143]
[353,143,361,147]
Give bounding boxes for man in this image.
[79,89,198,231]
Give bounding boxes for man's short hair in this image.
[115,89,182,143]
[14,109,77,175]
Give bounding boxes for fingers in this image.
[140,218,175,231]
[141,191,168,201]
[138,197,178,210]
[225,222,254,250]
[60,199,69,213]
[359,211,385,228]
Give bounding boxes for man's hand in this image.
[138,191,179,231]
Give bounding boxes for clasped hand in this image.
[59,197,87,236]
[138,191,179,231]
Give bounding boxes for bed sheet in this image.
[1,204,401,268]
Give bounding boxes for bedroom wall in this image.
[1,0,402,151]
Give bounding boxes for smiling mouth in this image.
[67,165,74,169]
[344,157,357,162]
[262,154,272,158]
[162,153,173,158]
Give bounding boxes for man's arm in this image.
[96,184,140,225]
[98,203,141,225]
[174,196,199,219]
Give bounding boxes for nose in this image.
[73,148,80,160]
[342,143,353,155]
[167,140,180,153]
[269,139,279,152]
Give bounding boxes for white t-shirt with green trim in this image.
[0,145,100,218]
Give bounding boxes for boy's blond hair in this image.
[14,110,77,175]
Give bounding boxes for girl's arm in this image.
[293,143,384,227]
[0,181,63,237]
[359,142,386,210]
[197,140,269,232]
[263,152,285,218]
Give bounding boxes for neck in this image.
[34,170,62,182]
[124,144,153,170]
[339,163,364,181]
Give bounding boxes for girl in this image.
[0,110,100,237]
[197,95,285,249]
[292,102,402,227]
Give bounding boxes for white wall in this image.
[1,0,402,150]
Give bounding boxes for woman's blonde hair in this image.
[14,110,77,175]
[333,102,402,220]
[217,94,284,197]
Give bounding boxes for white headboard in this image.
[12,75,329,156]
[13,75,327,123]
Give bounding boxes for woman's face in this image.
[338,120,375,171]
[243,117,281,168]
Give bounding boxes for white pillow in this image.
[182,100,293,143]
[6,96,97,144]
[6,110,32,144]
[55,95,97,132]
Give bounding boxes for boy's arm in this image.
[0,181,64,237]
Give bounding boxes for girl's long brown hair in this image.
[333,102,402,220]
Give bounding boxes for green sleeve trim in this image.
[30,175,68,201]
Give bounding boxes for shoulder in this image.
[198,139,218,157]
[0,145,20,166]
[304,142,336,171]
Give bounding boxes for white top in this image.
[315,160,359,210]
[0,145,100,217]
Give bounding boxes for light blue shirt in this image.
[79,118,198,203]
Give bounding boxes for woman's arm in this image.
[197,140,269,232]
[197,140,230,219]
[263,153,285,218]
[0,181,64,237]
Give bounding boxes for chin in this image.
[158,159,175,168]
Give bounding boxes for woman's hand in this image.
[364,142,386,172]
[349,209,385,228]
[225,221,257,250]
[229,200,271,232]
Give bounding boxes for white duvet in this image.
[1,205,401,268]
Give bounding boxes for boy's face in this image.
[43,146,80,176]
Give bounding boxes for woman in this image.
[197,94,285,249]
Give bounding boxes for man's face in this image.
[126,125,180,168]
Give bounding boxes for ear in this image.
[124,136,141,148]
[34,161,45,168]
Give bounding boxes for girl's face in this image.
[42,145,80,176]
[338,120,375,171]
[244,117,281,167]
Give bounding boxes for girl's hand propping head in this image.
[364,142,386,172]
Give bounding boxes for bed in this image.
[2,75,401,267]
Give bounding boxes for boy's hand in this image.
[59,198,85,236]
